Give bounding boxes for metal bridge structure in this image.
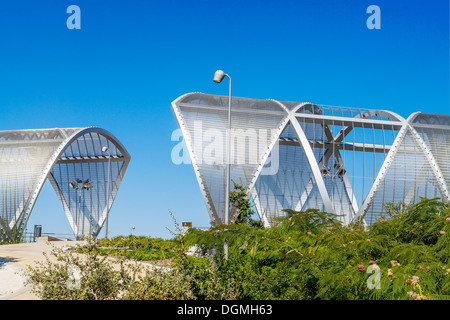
[0,127,130,241]
[172,93,449,227]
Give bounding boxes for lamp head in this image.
[213,70,226,83]
[321,166,330,177]
[337,168,347,177]
[102,146,109,153]
[83,179,91,189]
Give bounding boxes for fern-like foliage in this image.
[183,197,450,300]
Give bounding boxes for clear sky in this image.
[0,0,448,239]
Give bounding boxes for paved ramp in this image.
[0,257,32,300]
[0,240,85,300]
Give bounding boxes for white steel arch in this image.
[406,113,450,201]
[0,127,131,241]
[245,100,291,227]
[355,112,450,224]
[172,93,449,227]
[286,105,334,214]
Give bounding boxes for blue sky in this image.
[0,0,448,239]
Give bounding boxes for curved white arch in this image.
[354,112,449,223]
[0,127,130,241]
[171,92,221,223]
[353,121,410,222]
[172,93,291,224]
[288,103,359,219]
[244,100,290,227]
[406,113,449,201]
[172,93,449,228]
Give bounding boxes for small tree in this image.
[229,181,262,228]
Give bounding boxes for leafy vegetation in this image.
[229,181,262,228]
[25,235,138,300]
[183,197,450,300]
[93,235,180,263]
[25,197,450,300]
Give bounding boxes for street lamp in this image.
[213,69,232,260]
[69,178,93,238]
[102,146,111,238]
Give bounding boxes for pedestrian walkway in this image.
[0,239,85,300]
[0,257,33,300]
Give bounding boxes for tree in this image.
[229,181,262,228]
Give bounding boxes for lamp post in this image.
[213,70,231,260]
[69,179,93,238]
[102,146,111,238]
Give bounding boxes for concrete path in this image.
[0,257,33,300]
[0,240,85,300]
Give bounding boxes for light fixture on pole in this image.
[82,179,92,190]
[69,180,82,235]
[213,69,231,260]
[69,178,93,238]
[102,146,111,238]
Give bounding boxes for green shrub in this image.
[183,198,450,300]
[26,198,450,300]
[25,236,138,300]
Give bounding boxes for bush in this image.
[25,219,238,300]
[183,198,450,300]
[25,236,138,300]
[25,198,450,300]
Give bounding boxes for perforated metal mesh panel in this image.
[172,93,449,227]
[0,127,130,241]
[174,93,288,223]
